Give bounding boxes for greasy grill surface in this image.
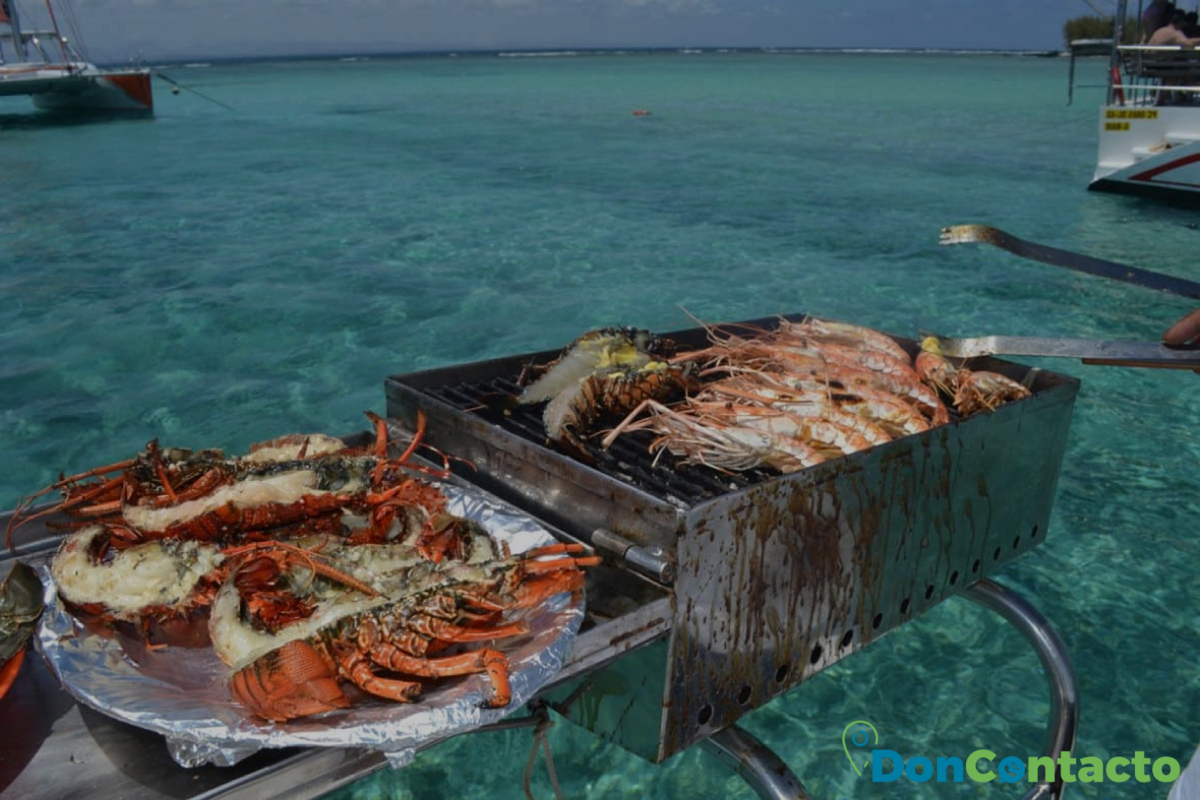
[422,374,777,506]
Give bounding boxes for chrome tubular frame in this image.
[702,578,1078,800]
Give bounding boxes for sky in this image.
[22,0,1107,62]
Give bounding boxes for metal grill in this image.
[384,315,1082,762]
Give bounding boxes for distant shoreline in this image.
[104,45,1065,69]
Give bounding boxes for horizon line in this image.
[99,44,1066,67]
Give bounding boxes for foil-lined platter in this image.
[35,484,585,768]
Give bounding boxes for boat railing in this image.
[1114,44,1200,106]
[1067,38,1114,105]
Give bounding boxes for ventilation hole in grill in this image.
[737,685,752,705]
[972,559,982,574]
[1030,524,1039,538]
[698,705,713,725]
[775,663,791,683]
[840,629,854,649]
[1012,535,1021,550]
[924,584,935,600]
[808,643,823,665]
[949,570,959,585]
[872,612,883,630]
[900,597,911,614]
[993,546,1003,561]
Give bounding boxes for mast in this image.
[2,0,30,62]
[41,0,69,61]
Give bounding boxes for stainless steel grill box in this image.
[383,314,1081,763]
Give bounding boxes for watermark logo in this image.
[842,721,879,776]
[845,720,1181,786]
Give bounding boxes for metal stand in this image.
[964,578,1079,800]
[700,578,1077,800]
[701,725,813,800]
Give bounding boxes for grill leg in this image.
[698,579,1074,800]
[964,578,1079,800]
[700,724,812,800]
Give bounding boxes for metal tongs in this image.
[931,335,1200,370]
[937,224,1200,370]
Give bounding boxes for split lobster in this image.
[217,541,598,721]
[49,527,379,648]
[7,411,451,550]
[515,327,693,449]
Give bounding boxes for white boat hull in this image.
[1090,106,1200,203]
[0,65,153,114]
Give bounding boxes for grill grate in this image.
[420,374,775,507]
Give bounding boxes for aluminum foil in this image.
[35,483,585,768]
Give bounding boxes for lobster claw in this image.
[229,640,350,722]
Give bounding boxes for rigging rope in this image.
[522,701,565,800]
[154,71,235,112]
[57,0,87,62]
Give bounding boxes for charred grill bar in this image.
[0,315,1082,799]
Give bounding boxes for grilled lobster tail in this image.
[230,640,352,721]
[222,544,597,722]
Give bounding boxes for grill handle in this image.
[591,528,676,585]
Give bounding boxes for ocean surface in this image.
[2,49,1199,799]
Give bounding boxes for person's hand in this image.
[1164,309,1200,346]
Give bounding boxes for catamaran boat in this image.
[0,0,152,114]
[1071,0,1200,203]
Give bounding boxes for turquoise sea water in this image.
[3,50,1199,799]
